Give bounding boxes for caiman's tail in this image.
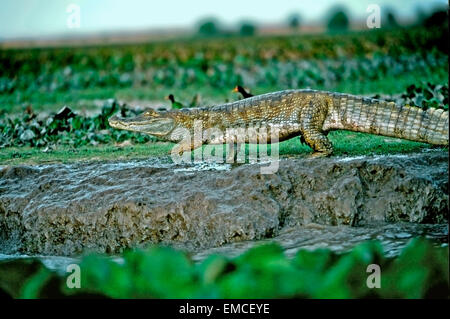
[325,93,449,146]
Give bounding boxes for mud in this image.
[0,151,448,256]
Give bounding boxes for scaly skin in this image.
[108,89,449,157]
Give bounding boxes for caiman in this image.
[108,89,449,158]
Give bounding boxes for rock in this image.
[0,151,448,256]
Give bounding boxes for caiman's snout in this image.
[108,115,133,131]
[108,115,121,127]
[108,111,175,137]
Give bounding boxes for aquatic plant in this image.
[2,238,446,299]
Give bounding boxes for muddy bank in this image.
[0,151,448,256]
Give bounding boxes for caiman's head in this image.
[108,109,175,138]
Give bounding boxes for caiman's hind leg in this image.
[300,99,333,157]
[301,129,333,157]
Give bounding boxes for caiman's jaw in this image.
[108,110,175,137]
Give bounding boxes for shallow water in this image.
[189,222,449,261]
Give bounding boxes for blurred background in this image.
[0,0,448,150]
[0,0,447,41]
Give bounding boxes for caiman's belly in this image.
[203,123,302,145]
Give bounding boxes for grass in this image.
[278,131,434,156]
[0,143,172,165]
[0,131,437,166]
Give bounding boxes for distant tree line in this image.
[197,6,448,36]
[197,19,258,37]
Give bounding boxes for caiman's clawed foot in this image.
[169,149,182,157]
[308,151,332,158]
[225,152,235,164]
[169,143,191,159]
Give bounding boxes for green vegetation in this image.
[239,22,257,36]
[384,10,399,29]
[327,6,350,32]
[8,238,447,298]
[0,71,446,116]
[0,100,155,149]
[287,13,301,30]
[1,25,447,115]
[197,19,221,37]
[401,83,448,111]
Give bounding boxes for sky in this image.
[0,0,447,40]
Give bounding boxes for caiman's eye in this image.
[144,110,158,116]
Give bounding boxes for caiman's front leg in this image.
[226,143,242,163]
[170,140,203,157]
[172,141,243,162]
[300,98,333,157]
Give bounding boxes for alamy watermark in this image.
[66,4,81,29]
[366,4,381,29]
[366,264,381,288]
[66,264,81,289]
